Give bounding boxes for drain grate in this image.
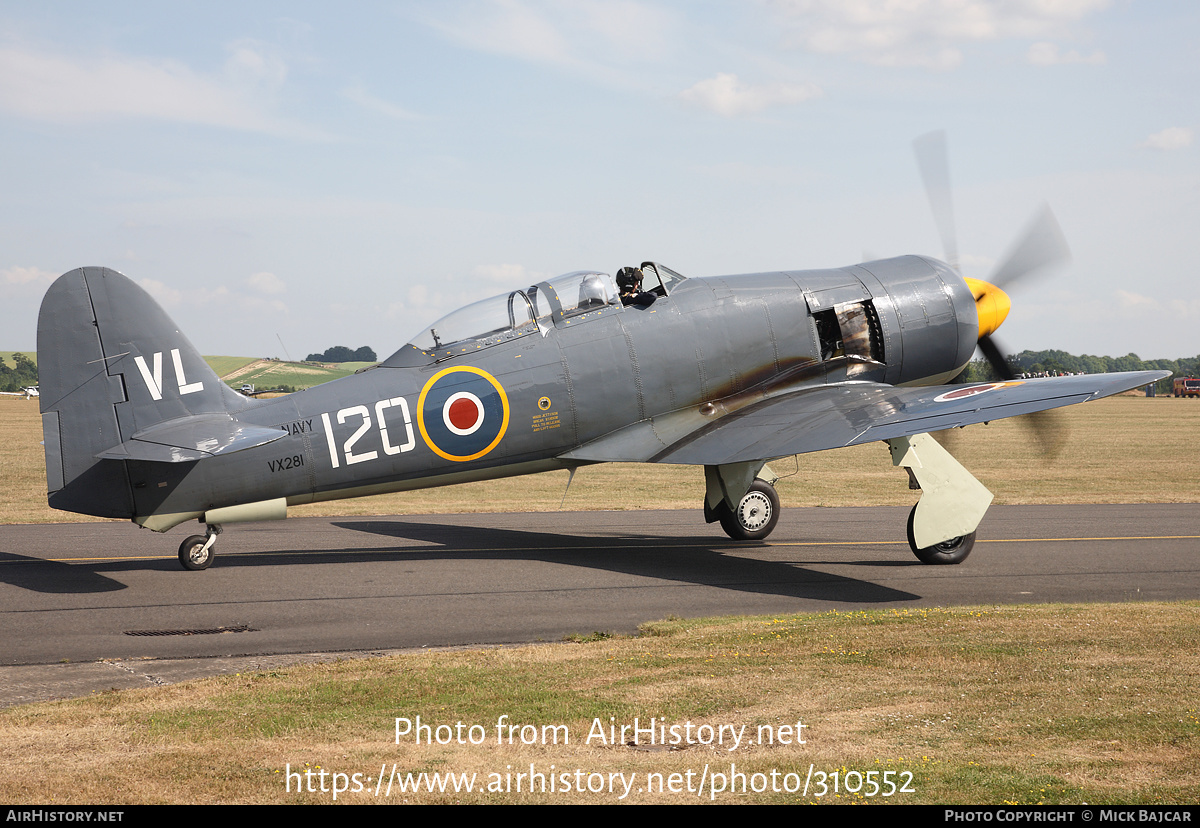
[124,624,257,637]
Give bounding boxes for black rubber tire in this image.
[178,535,214,571]
[718,481,780,541]
[906,505,974,565]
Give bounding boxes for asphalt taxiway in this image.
[1,504,1196,706]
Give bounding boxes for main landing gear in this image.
[178,524,221,571]
[887,433,992,565]
[700,433,992,561]
[906,504,975,564]
[717,480,780,541]
[704,462,782,541]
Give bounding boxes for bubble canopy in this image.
[383,265,685,367]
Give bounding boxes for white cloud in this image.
[426,0,574,66]
[1139,127,1193,151]
[679,73,821,117]
[223,39,288,89]
[420,0,676,84]
[472,263,541,284]
[769,0,1111,69]
[139,278,183,308]
[1114,289,1200,323]
[342,85,425,121]
[139,277,287,316]
[1115,289,1157,309]
[2,266,57,285]
[0,41,312,135]
[1026,41,1105,65]
[248,271,286,295]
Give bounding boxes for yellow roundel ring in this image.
[417,366,510,462]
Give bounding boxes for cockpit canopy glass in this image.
[405,290,536,354]
[529,270,619,323]
[403,270,621,357]
[639,262,686,296]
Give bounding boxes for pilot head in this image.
[616,266,643,293]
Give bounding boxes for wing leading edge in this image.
[563,370,1168,466]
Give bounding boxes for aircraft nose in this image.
[963,277,1011,339]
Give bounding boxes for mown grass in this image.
[1,603,1196,804]
[214,358,368,392]
[3,395,1197,526]
[202,355,259,377]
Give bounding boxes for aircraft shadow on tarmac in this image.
[325,518,922,604]
[0,520,922,604]
[0,551,131,595]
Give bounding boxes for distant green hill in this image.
[4,352,373,394]
[203,356,259,377]
[210,357,374,392]
[1,351,36,368]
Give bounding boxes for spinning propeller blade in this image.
[914,132,1071,453]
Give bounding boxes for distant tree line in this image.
[0,353,38,393]
[957,349,1198,394]
[305,346,377,363]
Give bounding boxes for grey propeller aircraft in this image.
[37,251,1165,571]
[34,136,1167,570]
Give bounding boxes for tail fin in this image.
[38,267,250,518]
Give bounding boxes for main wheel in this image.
[718,481,780,541]
[178,535,214,571]
[906,505,974,565]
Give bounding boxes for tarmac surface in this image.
[1,503,1196,707]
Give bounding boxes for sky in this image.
[1,1,1196,362]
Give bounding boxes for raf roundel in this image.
[417,367,510,461]
[932,381,1023,403]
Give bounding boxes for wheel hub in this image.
[737,492,772,530]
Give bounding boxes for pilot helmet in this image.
[616,266,642,292]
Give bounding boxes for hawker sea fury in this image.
[35,142,1167,570]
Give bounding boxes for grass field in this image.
[202,355,260,378]
[3,394,1197,526]
[1,602,1196,804]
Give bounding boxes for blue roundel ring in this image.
[417,366,510,461]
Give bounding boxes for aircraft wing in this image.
[563,370,1168,466]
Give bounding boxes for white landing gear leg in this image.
[886,433,993,565]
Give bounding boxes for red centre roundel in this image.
[443,391,484,436]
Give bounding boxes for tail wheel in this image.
[718,481,780,541]
[178,535,214,571]
[906,505,974,565]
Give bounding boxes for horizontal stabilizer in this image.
[96,414,287,463]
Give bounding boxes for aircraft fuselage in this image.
[112,255,977,529]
